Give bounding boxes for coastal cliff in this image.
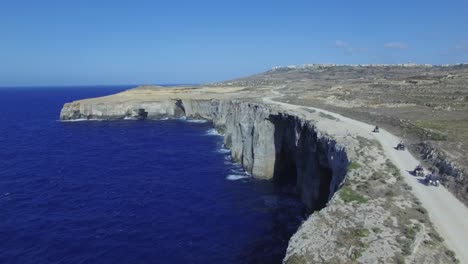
[60,86,456,263]
[61,97,348,211]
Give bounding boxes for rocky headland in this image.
[61,64,468,263]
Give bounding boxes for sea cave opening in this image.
[273,146,298,187]
[316,166,333,210]
[269,114,337,212]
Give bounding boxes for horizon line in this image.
[0,83,201,88]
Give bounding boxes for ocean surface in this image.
[0,86,306,264]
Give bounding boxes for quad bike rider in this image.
[396,141,405,150]
[414,165,424,177]
[425,174,440,187]
[373,126,380,133]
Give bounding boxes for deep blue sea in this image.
[0,86,306,264]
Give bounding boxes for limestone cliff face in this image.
[60,100,182,120]
[61,98,349,210]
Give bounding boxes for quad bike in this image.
[396,143,405,150]
[414,166,424,177]
[425,174,440,187]
[373,126,380,133]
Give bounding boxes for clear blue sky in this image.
[1,0,468,86]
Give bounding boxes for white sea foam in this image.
[60,118,101,122]
[205,128,223,136]
[226,174,250,181]
[217,148,231,154]
[230,162,242,168]
[185,119,208,123]
[231,162,246,170]
[230,169,245,175]
[178,116,187,120]
[123,116,137,120]
[230,164,244,171]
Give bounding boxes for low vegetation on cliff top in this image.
[284,136,458,263]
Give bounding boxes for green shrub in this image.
[354,228,370,237]
[340,186,368,204]
[348,161,362,171]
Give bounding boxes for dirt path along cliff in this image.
[263,95,468,264]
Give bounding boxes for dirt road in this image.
[263,96,468,263]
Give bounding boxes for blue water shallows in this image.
[0,87,306,264]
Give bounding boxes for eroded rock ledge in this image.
[61,97,348,211]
